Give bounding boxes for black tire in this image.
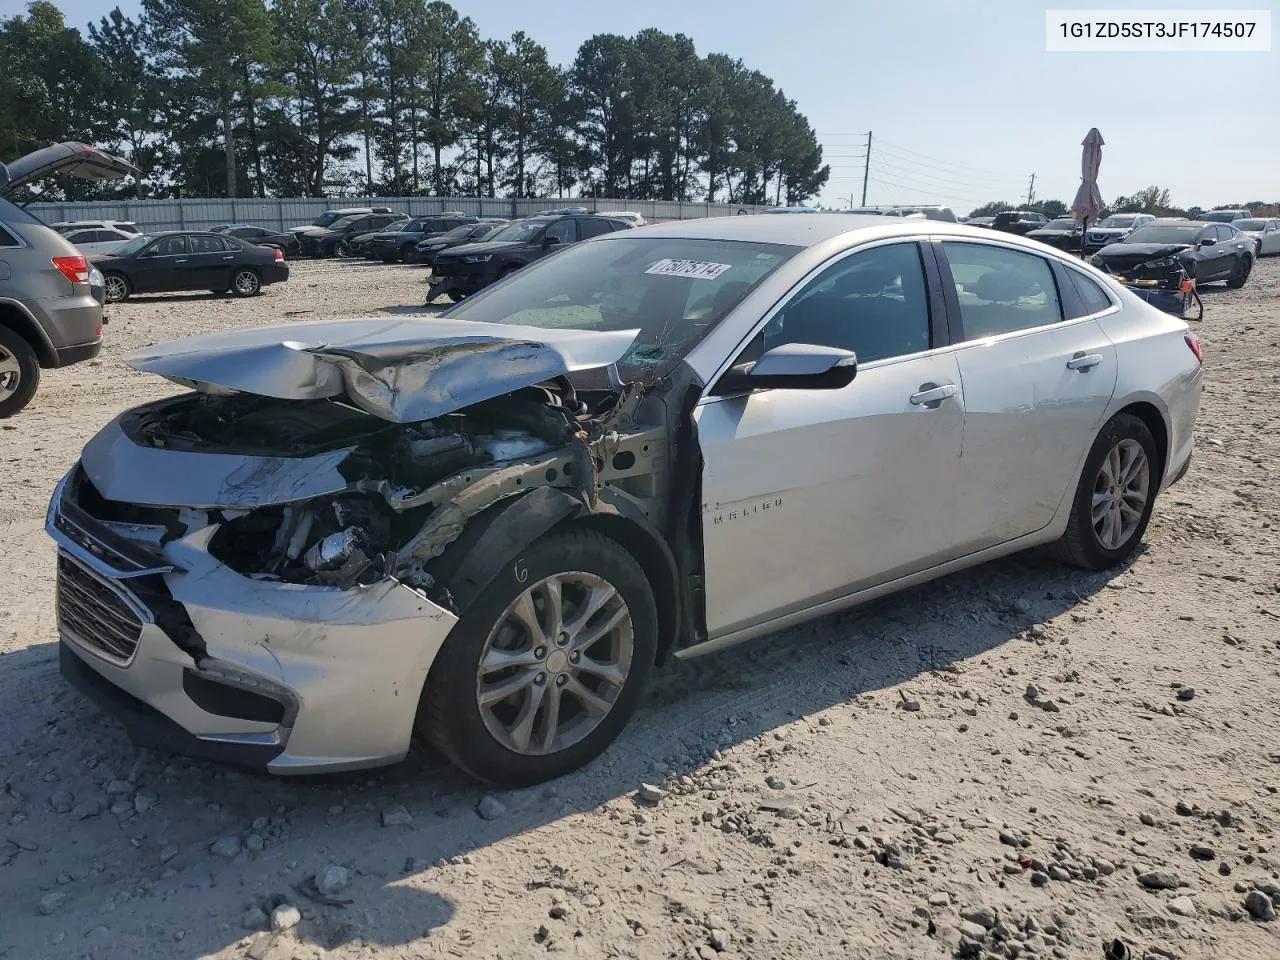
[334,240,352,258]
[397,244,414,262]
[498,264,521,280]
[418,527,658,787]
[230,268,262,297]
[103,272,130,303]
[1226,254,1252,289]
[0,326,40,418]
[1049,413,1159,570]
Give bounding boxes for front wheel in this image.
[334,240,352,258]
[418,528,657,787]
[231,268,262,297]
[103,272,130,303]
[1226,254,1252,289]
[1049,413,1159,570]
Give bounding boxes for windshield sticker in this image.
[645,258,733,280]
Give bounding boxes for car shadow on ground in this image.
[0,547,1135,957]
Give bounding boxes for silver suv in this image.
[0,143,136,416]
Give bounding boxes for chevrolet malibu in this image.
[49,216,1203,786]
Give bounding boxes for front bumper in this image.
[428,265,490,298]
[47,468,459,774]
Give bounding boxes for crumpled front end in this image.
[48,319,684,773]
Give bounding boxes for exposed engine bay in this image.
[96,371,700,639]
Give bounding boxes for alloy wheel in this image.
[1091,438,1150,550]
[104,275,128,302]
[0,345,20,402]
[233,270,260,296]
[475,571,633,756]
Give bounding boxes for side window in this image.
[66,231,95,243]
[545,219,577,244]
[942,242,1062,339]
[1213,225,1231,242]
[348,218,371,232]
[579,218,613,239]
[1065,269,1114,317]
[147,235,189,257]
[757,242,931,364]
[189,235,226,254]
[0,225,20,247]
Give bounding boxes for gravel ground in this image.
[1,257,1279,960]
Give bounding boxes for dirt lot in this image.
[2,257,1279,960]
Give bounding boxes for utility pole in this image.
[1026,173,1036,207]
[860,130,872,206]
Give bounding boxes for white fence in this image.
[27,196,770,232]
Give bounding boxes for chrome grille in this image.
[56,553,146,663]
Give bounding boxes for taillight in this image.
[1184,333,1202,364]
[274,248,285,262]
[52,255,90,285]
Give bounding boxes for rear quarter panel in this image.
[1094,284,1202,489]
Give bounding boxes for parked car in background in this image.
[428,214,634,302]
[606,212,647,227]
[1090,220,1254,288]
[888,205,958,222]
[301,211,406,258]
[991,211,1049,236]
[764,206,821,214]
[1082,213,1156,254]
[1202,208,1251,224]
[52,219,139,236]
[364,215,479,262]
[60,225,137,256]
[0,142,135,416]
[1232,217,1280,257]
[1025,217,1083,253]
[209,223,301,256]
[92,231,289,302]
[409,220,508,265]
[288,207,394,252]
[48,215,1203,785]
[965,216,996,228]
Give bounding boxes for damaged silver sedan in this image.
[49,216,1203,785]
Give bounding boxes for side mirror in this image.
[714,343,858,395]
[1200,237,1216,247]
[542,235,562,248]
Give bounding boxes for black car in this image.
[92,231,289,302]
[991,211,1049,236]
[363,215,480,262]
[301,211,406,258]
[410,220,509,265]
[1090,220,1254,289]
[209,223,300,256]
[427,214,633,302]
[1025,217,1083,253]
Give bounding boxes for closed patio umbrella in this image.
[1071,128,1105,246]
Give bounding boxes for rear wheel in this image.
[1226,254,1252,289]
[231,268,262,297]
[1050,413,1159,570]
[418,528,657,786]
[0,327,40,418]
[103,272,130,303]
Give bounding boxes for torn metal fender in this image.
[431,486,590,612]
[125,317,640,424]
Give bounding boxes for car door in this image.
[934,239,1118,551]
[132,234,189,292]
[696,240,966,638]
[186,234,236,290]
[1265,220,1280,256]
[536,218,578,259]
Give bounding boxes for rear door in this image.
[187,234,236,290]
[935,239,1118,550]
[131,235,190,292]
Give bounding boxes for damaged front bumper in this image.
[48,468,459,774]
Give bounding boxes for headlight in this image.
[1088,254,1104,266]
[1138,257,1178,270]
[462,254,492,263]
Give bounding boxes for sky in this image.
[17,0,1280,214]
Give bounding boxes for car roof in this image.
[612,213,1034,248]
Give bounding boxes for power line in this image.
[868,161,1009,200]
[868,159,1020,195]
[870,143,1027,188]
[822,132,1028,183]
[869,136,1029,181]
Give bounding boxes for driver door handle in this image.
[909,383,957,405]
[174,258,188,263]
[1066,353,1103,371]
[222,255,234,260]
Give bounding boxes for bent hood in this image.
[436,240,521,259]
[1097,242,1192,259]
[124,317,639,423]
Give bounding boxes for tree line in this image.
[967,187,1278,221]
[0,0,830,205]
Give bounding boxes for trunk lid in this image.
[0,142,138,195]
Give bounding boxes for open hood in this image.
[0,142,138,196]
[124,317,639,424]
